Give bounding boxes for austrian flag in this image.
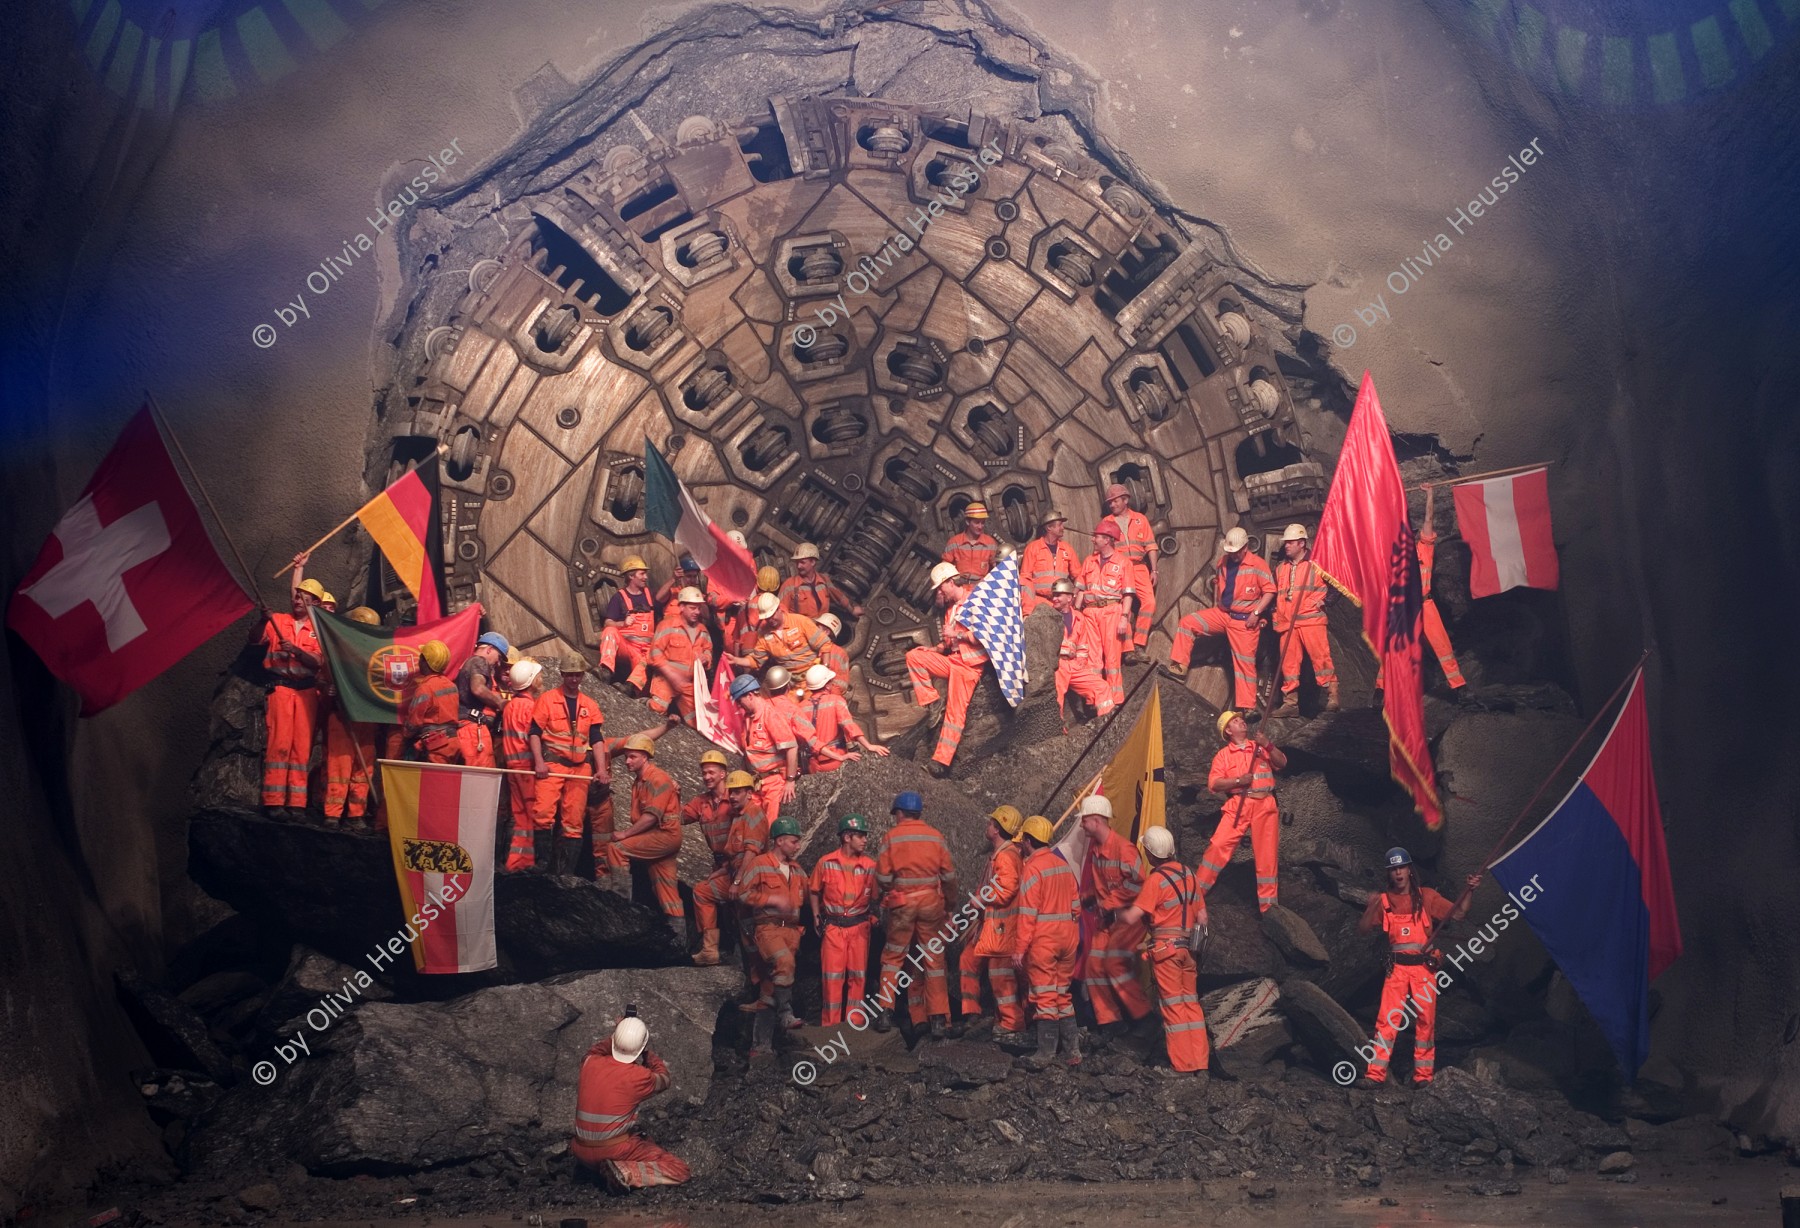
[1452,468,1560,598]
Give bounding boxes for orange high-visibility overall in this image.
[1172,550,1273,709]
[596,752,684,922]
[1016,846,1080,1022]
[400,670,460,765]
[1018,536,1079,614]
[778,572,853,620]
[1136,861,1211,1072]
[261,613,321,809]
[736,850,808,1011]
[647,620,713,724]
[572,1039,688,1187]
[941,531,999,579]
[530,690,602,839]
[1200,739,1281,912]
[1082,827,1151,1026]
[904,599,988,768]
[1367,887,1455,1084]
[875,818,956,1024]
[1273,557,1336,696]
[1114,508,1158,648]
[599,588,656,689]
[1077,552,1134,704]
[960,839,1026,1033]
[500,693,539,870]
[322,701,375,820]
[1055,605,1117,718]
[812,848,878,1026]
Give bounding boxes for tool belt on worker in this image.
[544,751,591,769]
[823,913,871,928]
[751,915,801,930]
[1086,595,1122,606]
[1390,952,1432,967]
[268,677,317,690]
[463,706,498,729]
[1226,610,1251,621]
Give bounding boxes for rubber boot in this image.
[1272,692,1299,717]
[1325,682,1342,711]
[552,836,584,877]
[1019,1020,1060,1070]
[928,1015,948,1041]
[748,1007,777,1060]
[532,828,555,871]
[1060,1017,1083,1067]
[693,928,722,967]
[775,987,803,1031]
[871,1009,894,1033]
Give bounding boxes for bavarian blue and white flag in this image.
[961,551,1027,707]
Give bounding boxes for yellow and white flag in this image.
[378,760,501,974]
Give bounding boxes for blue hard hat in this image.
[478,632,511,655]
[1385,847,1413,869]
[892,791,923,814]
[729,675,760,700]
[679,554,699,571]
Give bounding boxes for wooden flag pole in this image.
[144,392,268,610]
[273,444,448,579]
[1047,770,1106,844]
[1410,461,1553,492]
[1036,664,1159,817]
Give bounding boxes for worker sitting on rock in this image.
[904,562,990,778]
[1077,795,1153,1045]
[872,791,958,1037]
[799,662,887,770]
[647,586,713,726]
[1050,578,1115,723]
[1019,508,1080,614]
[598,557,657,693]
[592,727,683,924]
[1358,848,1480,1086]
[942,501,1000,580]
[1014,814,1081,1069]
[1198,711,1286,913]
[1166,527,1274,711]
[1114,825,1211,1075]
[653,554,718,623]
[572,1014,689,1192]
[811,814,878,1027]
[957,805,1027,1043]
[738,815,810,1056]
[400,639,461,766]
[779,541,863,620]
[1271,524,1339,716]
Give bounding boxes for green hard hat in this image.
[838,813,868,834]
[770,816,802,839]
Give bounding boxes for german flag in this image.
[356,462,445,620]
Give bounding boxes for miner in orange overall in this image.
[730,592,831,676]
[722,771,770,988]
[1417,487,1466,688]
[500,660,546,871]
[1049,579,1115,721]
[1271,524,1339,716]
[592,727,683,923]
[779,542,863,621]
[1199,710,1287,913]
[1116,825,1211,1074]
[321,604,381,830]
[259,575,325,818]
[530,655,608,877]
[572,1015,689,1191]
[647,586,714,725]
[738,816,810,1058]
[872,791,959,1037]
[1077,519,1136,706]
[800,662,888,770]
[942,501,999,580]
[1358,848,1479,1085]
[453,632,509,769]
[1014,814,1082,1069]
[813,612,852,687]
[599,557,657,693]
[400,639,461,765]
[681,749,734,963]
[653,555,721,623]
[1019,508,1079,614]
[1166,526,1274,710]
[1105,483,1159,657]
[904,563,990,777]
[957,805,1027,1042]
[731,674,814,819]
[811,813,878,1027]
[1076,795,1152,1039]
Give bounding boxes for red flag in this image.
[700,660,746,753]
[1310,373,1442,830]
[1452,468,1560,597]
[7,406,254,715]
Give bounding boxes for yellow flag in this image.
[1099,683,1165,842]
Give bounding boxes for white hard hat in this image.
[507,660,543,691]
[1222,526,1251,554]
[929,561,961,591]
[612,1016,649,1064]
[1142,826,1175,859]
[803,663,834,690]
[1079,794,1114,819]
[815,612,843,636]
[727,530,749,549]
[677,586,707,604]
[792,542,822,560]
[754,592,782,619]
[1281,523,1309,543]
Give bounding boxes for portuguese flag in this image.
[311,604,482,724]
[357,463,446,620]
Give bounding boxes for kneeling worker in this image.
[573,1013,689,1191]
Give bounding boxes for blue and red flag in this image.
[1489,665,1681,1076]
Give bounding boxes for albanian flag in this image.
[312,604,481,724]
[1311,372,1442,830]
[356,462,446,620]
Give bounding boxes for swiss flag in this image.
[8,406,254,715]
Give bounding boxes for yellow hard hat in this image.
[319,591,337,607]
[295,578,327,600]
[1217,710,1240,738]
[987,804,1025,836]
[620,556,649,575]
[420,640,451,672]
[964,502,989,518]
[699,749,729,768]
[622,733,657,757]
[345,606,381,626]
[757,565,782,593]
[1020,815,1054,844]
[725,770,756,790]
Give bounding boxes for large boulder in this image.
[182,966,738,1176]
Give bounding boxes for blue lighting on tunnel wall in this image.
[1458,0,1799,105]
[70,0,390,111]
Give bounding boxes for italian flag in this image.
[644,439,758,602]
